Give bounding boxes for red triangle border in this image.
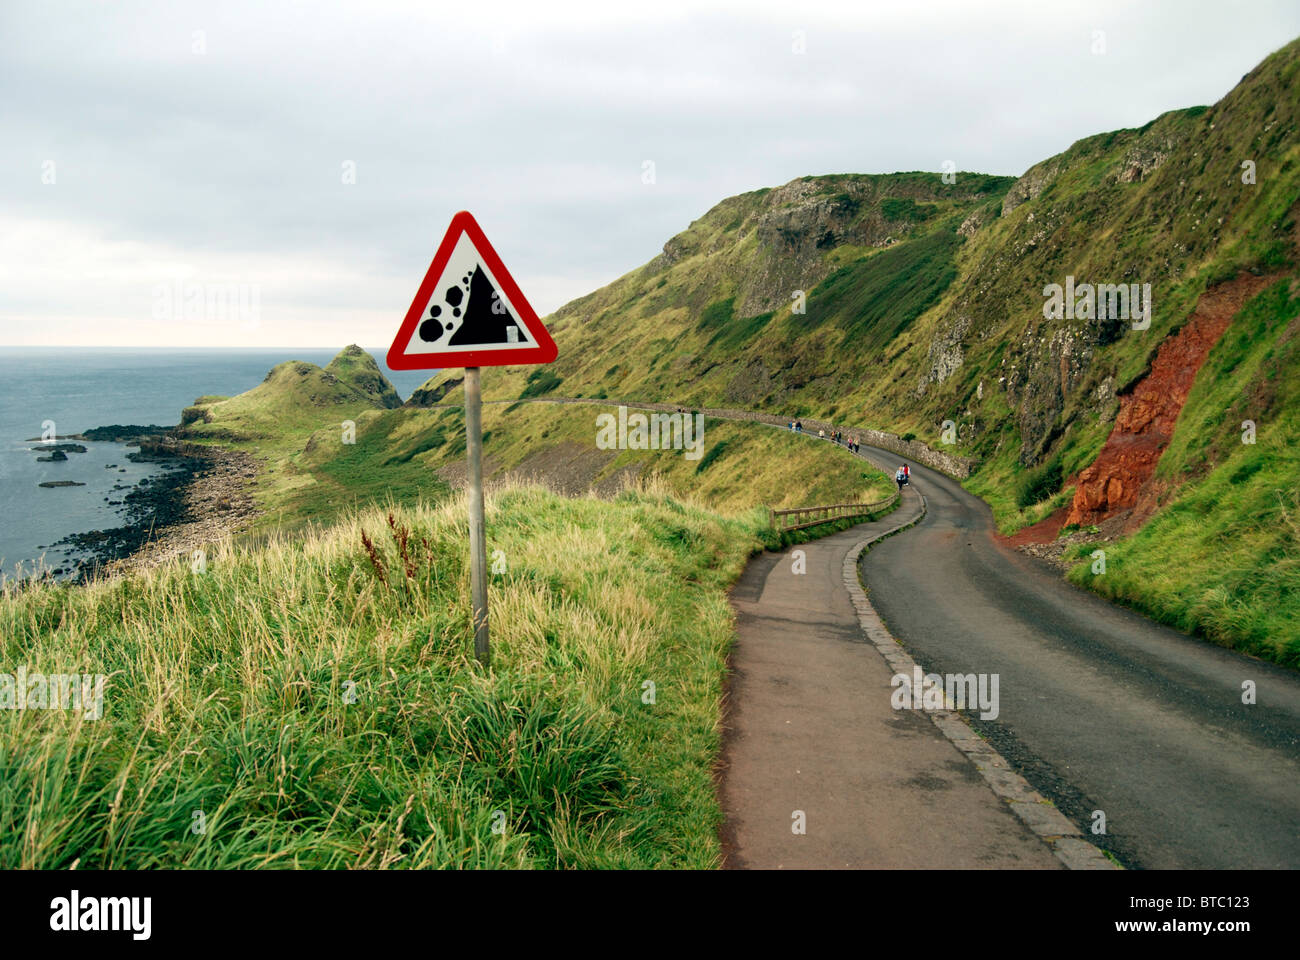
[387,211,557,370]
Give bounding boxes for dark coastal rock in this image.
[55,448,208,580]
[81,424,175,442]
[126,450,173,464]
[32,443,87,454]
[39,480,85,488]
[36,450,69,462]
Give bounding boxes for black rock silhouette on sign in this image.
[448,266,520,346]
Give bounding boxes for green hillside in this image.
[179,344,401,451]
[171,344,892,534]
[408,38,1300,663]
[111,39,1300,666]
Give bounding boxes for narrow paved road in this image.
[719,489,1062,869]
[850,443,1300,869]
[491,398,1300,867]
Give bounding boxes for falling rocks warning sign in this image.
[387,211,557,370]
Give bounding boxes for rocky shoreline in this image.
[51,433,259,582]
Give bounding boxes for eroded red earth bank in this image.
[1014,272,1274,546]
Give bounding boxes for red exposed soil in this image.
[1063,273,1275,532]
[1001,505,1071,548]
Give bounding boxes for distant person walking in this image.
[903,463,910,481]
[819,428,825,439]
[895,466,907,492]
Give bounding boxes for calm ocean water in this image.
[0,348,433,580]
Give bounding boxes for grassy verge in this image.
[0,481,770,868]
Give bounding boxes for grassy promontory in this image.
[1,482,773,868]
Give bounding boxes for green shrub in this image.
[1016,457,1064,509]
[881,197,937,222]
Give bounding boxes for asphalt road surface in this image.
[853,443,1300,869]
[719,488,1063,869]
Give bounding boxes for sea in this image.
[0,348,432,582]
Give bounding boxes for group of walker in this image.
[788,418,912,489]
[787,420,863,454]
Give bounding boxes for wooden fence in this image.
[769,494,898,533]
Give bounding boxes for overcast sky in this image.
[2,0,1298,348]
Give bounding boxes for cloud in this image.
[1,0,1297,346]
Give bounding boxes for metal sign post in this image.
[463,366,489,665]
[387,211,557,668]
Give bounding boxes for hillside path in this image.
[717,485,1062,869]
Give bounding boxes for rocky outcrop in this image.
[70,445,259,581]
[742,190,874,316]
[958,209,986,238]
[1116,144,1171,183]
[407,374,465,407]
[327,344,403,409]
[1001,159,1061,216]
[31,443,87,454]
[1113,123,1186,184]
[1012,324,1094,465]
[922,313,971,388]
[80,424,173,442]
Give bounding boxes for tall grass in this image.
[0,481,765,868]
